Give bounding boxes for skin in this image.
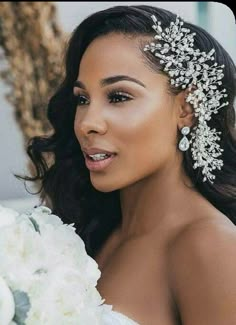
[73,32,221,244]
[73,33,234,324]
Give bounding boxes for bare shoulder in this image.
[167,214,236,325]
[169,212,236,256]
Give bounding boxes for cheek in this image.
[117,100,176,167]
[127,128,175,177]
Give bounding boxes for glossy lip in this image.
[82,147,117,156]
[85,153,117,171]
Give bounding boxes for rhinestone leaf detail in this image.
[143,14,228,184]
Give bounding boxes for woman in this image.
[17,5,236,325]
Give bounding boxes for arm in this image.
[168,220,236,325]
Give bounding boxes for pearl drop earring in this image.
[178,126,190,151]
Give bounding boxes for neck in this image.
[118,157,208,241]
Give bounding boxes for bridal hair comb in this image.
[143,14,229,184]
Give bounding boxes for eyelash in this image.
[73,89,134,106]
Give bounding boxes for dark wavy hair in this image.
[15,5,236,259]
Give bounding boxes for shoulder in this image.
[167,215,236,325]
[168,213,236,261]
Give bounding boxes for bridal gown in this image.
[102,303,140,324]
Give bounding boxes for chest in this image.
[95,235,180,325]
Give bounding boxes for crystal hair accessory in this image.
[143,14,229,184]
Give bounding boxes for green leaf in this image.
[28,217,40,234]
[12,290,31,325]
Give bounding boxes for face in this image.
[73,33,180,192]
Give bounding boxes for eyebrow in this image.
[73,75,146,89]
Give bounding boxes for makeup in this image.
[85,154,117,171]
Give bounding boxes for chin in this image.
[89,176,119,193]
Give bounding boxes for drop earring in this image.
[178,126,190,151]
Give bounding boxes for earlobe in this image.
[178,108,197,130]
[177,90,197,128]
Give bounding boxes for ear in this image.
[175,89,198,129]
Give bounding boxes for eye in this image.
[107,90,134,104]
[73,94,89,106]
[72,89,134,107]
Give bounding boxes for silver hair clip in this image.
[143,14,229,184]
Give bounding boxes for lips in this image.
[84,153,117,171]
[82,147,117,156]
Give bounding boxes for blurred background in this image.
[0,2,235,212]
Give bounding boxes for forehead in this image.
[78,33,163,86]
[80,33,142,72]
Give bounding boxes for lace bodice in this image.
[102,303,140,324]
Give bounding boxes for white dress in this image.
[102,303,140,324]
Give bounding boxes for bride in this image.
[17,5,236,325]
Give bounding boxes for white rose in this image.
[24,205,63,229]
[0,205,18,228]
[0,276,15,324]
[26,266,105,325]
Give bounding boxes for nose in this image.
[74,107,108,137]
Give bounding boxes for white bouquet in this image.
[0,204,112,325]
